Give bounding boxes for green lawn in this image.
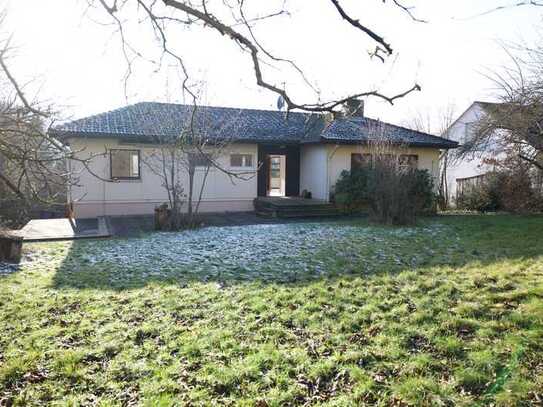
[1,216,542,406]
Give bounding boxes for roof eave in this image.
[50,131,459,149]
[320,138,458,149]
[48,130,305,145]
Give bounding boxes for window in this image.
[270,156,281,178]
[230,154,253,168]
[110,149,140,179]
[188,152,212,168]
[398,154,419,170]
[351,153,372,170]
[373,154,396,166]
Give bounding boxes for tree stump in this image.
[0,229,23,263]
[154,203,171,231]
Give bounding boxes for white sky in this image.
[3,1,543,133]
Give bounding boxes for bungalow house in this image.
[51,102,457,218]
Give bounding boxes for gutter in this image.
[50,130,459,150]
[316,137,459,149]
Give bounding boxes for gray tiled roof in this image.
[320,117,458,148]
[51,102,458,149]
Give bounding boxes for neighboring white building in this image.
[443,101,506,205]
[51,102,457,218]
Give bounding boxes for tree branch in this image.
[160,0,420,113]
[330,0,392,55]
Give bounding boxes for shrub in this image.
[334,163,436,225]
[457,170,543,213]
[334,169,371,213]
[456,175,501,213]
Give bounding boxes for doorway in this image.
[267,155,286,197]
[257,144,300,198]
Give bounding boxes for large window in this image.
[110,149,140,180]
[351,153,372,170]
[230,154,253,168]
[352,153,419,171]
[188,152,212,168]
[398,154,419,170]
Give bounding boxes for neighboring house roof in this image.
[50,102,458,149]
[474,101,503,111]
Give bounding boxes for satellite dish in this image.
[277,95,285,111]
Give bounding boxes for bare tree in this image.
[405,103,457,208]
[0,26,111,225]
[455,32,543,174]
[0,46,69,225]
[89,0,428,115]
[86,1,543,118]
[143,104,256,229]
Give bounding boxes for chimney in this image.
[343,99,364,118]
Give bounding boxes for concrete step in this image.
[255,207,342,218]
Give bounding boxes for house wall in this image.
[68,138,258,218]
[445,103,504,204]
[327,145,441,196]
[300,144,441,202]
[300,144,328,200]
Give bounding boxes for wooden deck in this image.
[254,197,341,218]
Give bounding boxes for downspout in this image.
[67,156,72,207]
[326,144,340,202]
[103,151,107,217]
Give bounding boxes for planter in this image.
[0,229,23,263]
[154,203,171,231]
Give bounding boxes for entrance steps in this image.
[254,197,341,218]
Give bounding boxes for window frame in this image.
[398,154,419,171]
[230,153,254,169]
[351,153,373,171]
[188,152,213,169]
[109,149,141,180]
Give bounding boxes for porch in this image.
[254,197,341,218]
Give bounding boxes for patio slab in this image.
[21,217,111,242]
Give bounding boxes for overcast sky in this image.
[3,1,543,133]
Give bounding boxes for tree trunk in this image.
[187,166,195,217]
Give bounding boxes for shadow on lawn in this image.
[50,215,543,291]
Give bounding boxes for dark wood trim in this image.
[257,144,300,197]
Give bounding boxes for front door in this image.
[267,155,286,196]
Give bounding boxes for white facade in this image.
[302,143,441,200]
[300,145,328,200]
[68,137,443,218]
[444,102,504,204]
[68,138,258,218]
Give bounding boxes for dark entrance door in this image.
[257,144,300,197]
